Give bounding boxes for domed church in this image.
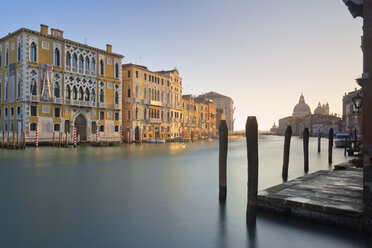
[277,94,341,136]
[292,94,311,118]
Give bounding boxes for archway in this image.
[155,127,160,139]
[135,126,140,141]
[74,114,87,141]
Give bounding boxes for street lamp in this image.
[352,93,363,112]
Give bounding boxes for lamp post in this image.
[352,92,363,140]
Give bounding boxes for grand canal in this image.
[0,135,371,247]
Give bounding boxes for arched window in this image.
[100,59,104,75]
[72,86,77,100]
[91,89,96,103]
[5,49,8,65]
[144,108,147,120]
[100,125,104,132]
[135,85,138,98]
[54,124,60,132]
[85,88,90,101]
[17,78,21,98]
[161,92,164,102]
[115,63,119,78]
[54,82,60,98]
[54,48,60,66]
[31,79,37,96]
[66,52,71,66]
[115,91,119,104]
[127,88,131,98]
[100,89,104,103]
[78,87,84,100]
[30,42,37,62]
[65,85,71,99]
[135,107,138,120]
[91,122,97,134]
[91,58,95,71]
[72,54,77,68]
[17,43,21,61]
[79,55,83,69]
[85,57,90,71]
[144,88,147,99]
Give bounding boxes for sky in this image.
[0,0,363,130]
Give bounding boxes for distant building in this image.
[197,92,234,131]
[342,87,362,135]
[278,94,342,136]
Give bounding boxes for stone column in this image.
[362,0,372,216]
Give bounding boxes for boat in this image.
[172,137,191,142]
[144,139,165,144]
[334,133,350,148]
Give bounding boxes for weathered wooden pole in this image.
[16,132,19,149]
[2,131,4,148]
[328,128,334,165]
[12,131,15,149]
[23,132,26,149]
[317,131,321,153]
[53,132,55,146]
[282,126,292,180]
[303,128,309,172]
[219,120,228,202]
[246,116,258,224]
[344,136,348,156]
[7,132,10,149]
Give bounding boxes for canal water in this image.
[0,135,371,248]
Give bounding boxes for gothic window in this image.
[54,82,60,98]
[91,122,97,134]
[85,57,90,71]
[91,89,96,102]
[17,43,21,61]
[54,124,60,132]
[115,91,119,104]
[144,88,147,99]
[17,78,21,98]
[54,48,60,66]
[72,86,77,100]
[72,53,77,68]
[135,85,138,98]
[65,85,71,99]
[135,107,138,120]
[115,63,119,78]
[30,42,37,62]
[31,79,37,96]
[91,58,95,71]
[66,52,71,66]
[100,88,104,102]
[5,49,9,66]
[85,88,90,101]
[79,55,83,69]
[100,59,104,75]
[78,87,84,100]
[144,108,147,120]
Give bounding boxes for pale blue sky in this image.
[0,0,362,130]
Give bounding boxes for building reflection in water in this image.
[246,205,257,248]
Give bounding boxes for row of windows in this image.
[128,70,171,86]
[0,106,22,119]
[0,78,22,100]
[0,42,22,68]
[27,122,120,133]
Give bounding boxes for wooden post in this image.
[2,131,4,148]
[59,132,61,147]
[16,132,19,149]
[318,131,321,153]
[282,126,292,180]
[66,133,69,147]
[246,117,258,209]
[303,128,309,172]
[53,132,55,146]
[7,132,10,149]
[23,132,26,149]
[328,128,334,165]
[344,136,348,156]
[12,131,15,149]
[219,120,228,202]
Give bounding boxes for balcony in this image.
[79,69,84,74]
[64,99,71,105]
[150,118,162,124]
[114,104,121,110]
[53,98,63,104]
[72,67,77,73]
[31,95,39,102]
[65,66,71,71]
[99,103,107,108]
[150,100,162,106]
[85,70,90,75]
[91,71,96,76]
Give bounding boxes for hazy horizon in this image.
[0,0,362,130]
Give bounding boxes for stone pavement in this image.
[257,168,372,233]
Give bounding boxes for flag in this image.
[48,66,54,70]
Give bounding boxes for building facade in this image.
[0,25,123,143]
[197,92,234,132]
[121,64,183,141]
[342,87,362,135]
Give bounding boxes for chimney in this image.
[51,28,64,38]
[40,24,48,34]
[106,44,112,53]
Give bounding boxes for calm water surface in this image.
[0,135,371,248]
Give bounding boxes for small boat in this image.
[145,139,165,144]
[172,137,191,142]
[334,133,350,148]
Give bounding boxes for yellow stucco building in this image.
[0,24,123,143]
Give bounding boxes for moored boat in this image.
[334,133,350,148]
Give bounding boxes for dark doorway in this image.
[135,126,140,141]
[74,114,87,141]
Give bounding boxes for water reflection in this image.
[218,201,227,248]
[246,205,257,248]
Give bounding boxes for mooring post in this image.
[53,132,55,147]
[2,131,4,148]
[318,131,321,153]
[219,120,228,202]
[7,132,10,149]
[12,131,15,149]
[328,128,334,165]
[246,117,258,224]
[16,132,19,149]
[23,132,26,149]
[344,136,348,156]
[303,128,309,172]
[282,126,292,180]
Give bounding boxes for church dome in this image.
[292,94,311,118]
[314,102,323,115]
